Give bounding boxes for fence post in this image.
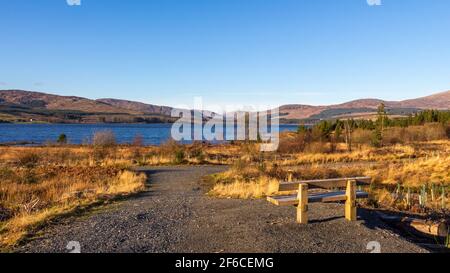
[297,183,308,224]
[345,179,357,221]
[288,170,293,182]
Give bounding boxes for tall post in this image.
[288,170,293,182]
[345,179,357,221]
[297,183,308,224]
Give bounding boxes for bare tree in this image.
[344,119,353,152]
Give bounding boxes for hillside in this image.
[279,91,450,121]
[0,90,176,123]
[96,98,174,116]
[0,89,449,124]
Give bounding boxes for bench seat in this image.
[279,177,371,191]
[267,191,369,206]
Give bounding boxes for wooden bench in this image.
[267,177,371,224]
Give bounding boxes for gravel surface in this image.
[17,166,427,253]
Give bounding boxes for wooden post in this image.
[345,179,357,221]
[297,183,308,224]
[287,170,293,182]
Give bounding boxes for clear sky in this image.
[1,0,450,109]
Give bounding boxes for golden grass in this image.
[208,141,450,210]
[0,150,147,249]
[365,155,450,187]
[0,169,146,248]
[209,176,279,199]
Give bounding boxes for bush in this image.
[174,150,186,164]
[57,134,68,144]
[187,142,205,162]
[17,152,40,168]
[278,132,309,154]
[159,140,187,164]
[92,130,116,147]
[371,129,382,148]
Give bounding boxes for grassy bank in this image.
[0,147,147,249]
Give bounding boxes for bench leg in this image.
[297,183,308,224]
[345,180,357,221]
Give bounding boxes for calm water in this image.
[0,124,299,145]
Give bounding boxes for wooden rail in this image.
[278,177,371,191]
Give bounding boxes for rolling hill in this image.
[279,90,450,122]
[0,89,449,124]
[0,90,177,123]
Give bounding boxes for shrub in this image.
[174,150,185,164]
[187,142,205,162]
[92,130,116,147]
[57,134,68,144]
[92,131,117,161]
[278,132,309,154]
[17,152,40,168]
[371,129,382,148]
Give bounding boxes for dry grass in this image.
[365,155,450,187]
[209,175,279,199]
[208,140,450,213]
[0,146,147,249]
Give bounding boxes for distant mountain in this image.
[0,89,449,124]
[0,90,176,123]
[279,90,450,121]
[97,98,174,116]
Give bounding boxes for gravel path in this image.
[17,166,427,253]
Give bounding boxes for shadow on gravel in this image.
[134,168,186,176]
[309,216,342,224]
[358,208,449,253]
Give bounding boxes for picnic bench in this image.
[267,177,372,224]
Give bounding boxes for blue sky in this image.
[1,0,450,109]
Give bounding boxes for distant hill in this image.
[279,90,450,122]
[0,89,449,124]
[96,98,174,116]
[0,90,176,123]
